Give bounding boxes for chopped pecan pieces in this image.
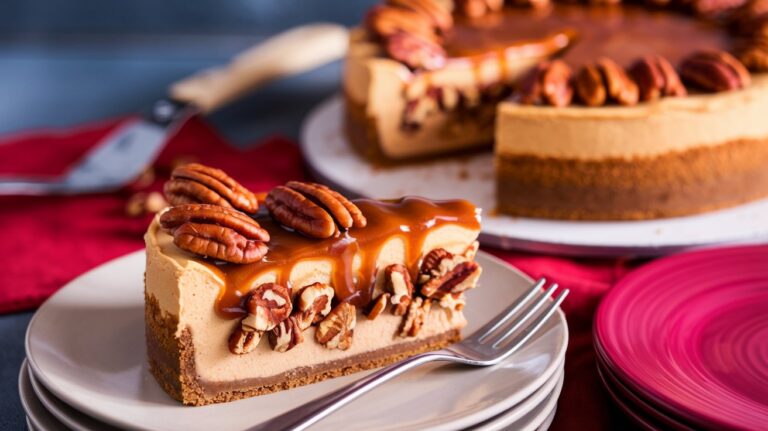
[737,38,768,71]
[268,316,304,352]
[575,59,639,106]
[265,181,366,239]
[366,293,390,320]
[242,283,292,332]
[384,264,415,315]
[316,303,356,350]
[421,261,482,299]
[366,5,437,41]
[228,326,261,355]
[295,282,335,330]
[419,248,466,283]
[629,55,687,102]
[517,60,574,107]
[387,0,453,32]
[439,292,466,312]
[386,31,447,70]
[164,163,259,214]
[400,297,432,337]
[680,50,751,91]
[159,204,269,263]
[456,0,503,18]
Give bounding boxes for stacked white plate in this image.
[21,250,568,430]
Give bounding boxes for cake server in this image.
[0,23,348,195]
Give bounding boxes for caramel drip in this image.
[443,4,730,67]
[194,197,480,319]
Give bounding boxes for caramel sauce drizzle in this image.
[198,197,480,319]
[442,4,729,68]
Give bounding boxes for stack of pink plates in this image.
[594,244,768,431]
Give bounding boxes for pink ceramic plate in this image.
[595,244,768,430]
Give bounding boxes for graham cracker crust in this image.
[145,293,461,406]
[496,137,768,220]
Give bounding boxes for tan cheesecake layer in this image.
[495,74,768,219]
[144,197,481,405]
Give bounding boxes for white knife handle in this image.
[169,23,349,113]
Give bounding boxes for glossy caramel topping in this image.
[188,197,480,319]
[443,4,730,67]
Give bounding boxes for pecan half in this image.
[421,261,482,299]
[366,293,390,320]
[456,0,503,18]
[159,204,269,263]
[228,326,261,355]
[400,297,432,337]
[268,315,304,352]
[241,283,292,332]
[316,303,356,350]
[629,55,687,102]
[265,181,366,239]
[163,163,259,214]
[386,31,447,70]
[419,248,467,283]
[680,50,751,91]
[575,59,639,106]
[737,38,768,71]
[366,5,437,41]
[387,0,453,32]
[384,264,415,316]
[295,282,335,330]
[517,60,574,107]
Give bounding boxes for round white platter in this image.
[300,96,768,257]
[25,250,567,431]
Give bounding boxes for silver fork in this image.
[251,278,568,431]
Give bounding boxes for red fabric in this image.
[0,117,643,429]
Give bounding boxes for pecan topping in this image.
[439,292,466,311]
[366,5,437,41]
[680,50,751,91]
[295,282,335,330]
[517,60,574,107]
[419,248,466,283]
[242,283,292,332]
[164,163,259,214]
[400,297,431,337]
[228,326,261,355]
[384,264,415,316]
[421,261,482,299]
[159,204,269,263]
[366,293,390,320]
[265,181,366,239]
[457,0,503,18]
[737,38,768,71]
[386,31,447,70]
[387,0,453,32]
[268,316,304,352]
[575,59,639,106]
[629,55,687,102]
[316,303,356,350]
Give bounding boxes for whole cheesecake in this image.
[344,0,768,219]
[145,164,482,405]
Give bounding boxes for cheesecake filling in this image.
[145,197,481,386]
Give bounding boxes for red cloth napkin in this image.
[0,117,641,430]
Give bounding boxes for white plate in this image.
[25,359,563,431]
[301,96,768,257]
[26,250,567,431]
[472,368,563,431]
[18,360,67,431]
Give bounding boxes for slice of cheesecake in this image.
[144,165,482,405]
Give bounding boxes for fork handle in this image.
[249,351,454,431]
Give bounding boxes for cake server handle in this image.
[250,350,455,431]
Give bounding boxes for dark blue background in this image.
[0,1,375,429]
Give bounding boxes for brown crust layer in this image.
[496,137,768,220]
[146,293,461,406]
